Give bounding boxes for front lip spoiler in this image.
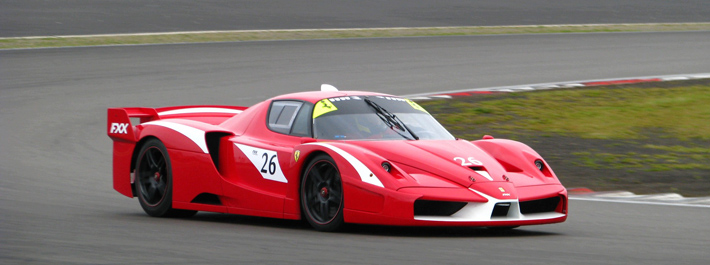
[415,201,565,222]
[413,188,565,222]
[410,213,568,227]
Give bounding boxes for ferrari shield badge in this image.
[294,150,300,162]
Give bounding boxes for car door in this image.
[223,100,313,216]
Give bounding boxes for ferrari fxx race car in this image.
[107,85,567,231]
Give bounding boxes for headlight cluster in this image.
[381,162,392,172]
[534,160,544,171]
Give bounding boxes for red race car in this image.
[107,85,567,231]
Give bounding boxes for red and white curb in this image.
[404,73,710,100]
[568,188,710,208]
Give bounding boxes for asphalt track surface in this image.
[3,0,710,37]
[2,31,710,264]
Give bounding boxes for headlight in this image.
[535,160,544,171]
[381,162,392,172]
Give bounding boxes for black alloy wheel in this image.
[135,138,196,218]
[301,154,344,231]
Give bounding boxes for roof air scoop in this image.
[321,84,338,92]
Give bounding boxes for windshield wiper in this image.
[364,98,419,140]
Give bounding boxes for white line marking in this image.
[5,22,710,40]
[403,73,710,99]
[689,74,710,79]
[570,197,710,208]
[407,96,433,100]
[661,77,689,81]
[560,84,585,88]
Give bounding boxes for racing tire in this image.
[300,154,345,232]
[134,138,197,218]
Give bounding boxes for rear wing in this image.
[107,105,247,142]
[107,107,158,142]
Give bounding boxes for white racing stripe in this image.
[305,143,384,188]
[142,120,208,153]
[474,170,493,181]
[158,107,243,116]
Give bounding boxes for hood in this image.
[352,139,509,187]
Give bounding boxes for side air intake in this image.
[205,132,232,171]
[190,193,222,205]
[491,202,511,218]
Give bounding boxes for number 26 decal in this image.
[235,143,288,183]
[260,153,277,175]
[454,157,483,166]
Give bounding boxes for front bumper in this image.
[343,183,567,227]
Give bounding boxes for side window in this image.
[290,103,313,137]
[268,101,302,134]
[268,100,312,136]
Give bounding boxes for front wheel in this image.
[134,138,196,218]
[300,154,344,231]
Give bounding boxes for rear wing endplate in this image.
[107,108,159,142]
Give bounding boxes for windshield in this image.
[312,95,455,140]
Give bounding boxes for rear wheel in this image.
[301,154,344,231]
[134,138,196,218]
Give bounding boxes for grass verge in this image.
[2,23,710,49]
[419,79,710,196]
